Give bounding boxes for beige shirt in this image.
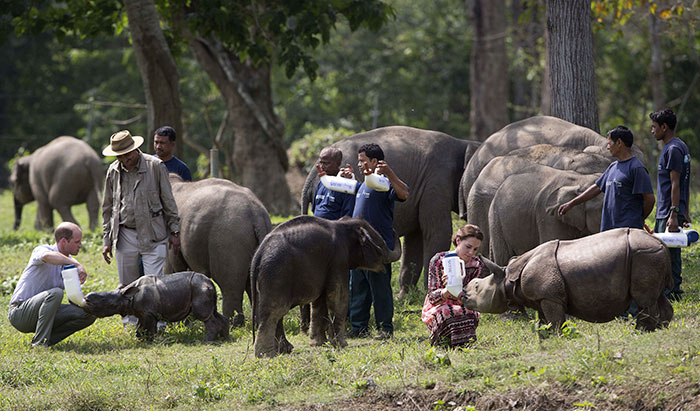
[118,157,140,228]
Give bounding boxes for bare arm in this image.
[642,192,655,221]
[41,252,87,283]
[667,170,682,231]
[377,161,409,201]
[558,184,601,216]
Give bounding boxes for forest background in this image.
[0,0,699,214]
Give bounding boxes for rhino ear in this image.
[120,283,139,298]
[505,253,530,282]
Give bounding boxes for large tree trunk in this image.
[511,0,542,120]
[184,35,294,215]
[123,0,184,157]
[648,12,665,111]
[545,0,599,133]
[469,0,509,141]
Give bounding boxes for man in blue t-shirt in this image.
[558,126,655,231]
[312,147,355,220]
[153,126,192,181]
[340,143,408,339]
[651,109,691,301]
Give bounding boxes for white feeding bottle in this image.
[364,169,390,192]
[443,252,466,297]
[652,227,700,248]
[320,172,357,194]
[61,264,86,307]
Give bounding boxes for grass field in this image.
[1,189,700,410]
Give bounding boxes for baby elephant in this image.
[83,271,229,341]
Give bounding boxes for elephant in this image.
[458,116,643,219]
[488,165,603,265]
[164,178,272,325]
[467,144,611,256]
[9,136,104,230]
[251,215,402,358]
[83,271,229,341]
[462,228,674,332]
[300,126,480,297]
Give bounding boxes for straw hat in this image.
[102,130,144,156]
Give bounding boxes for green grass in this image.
[1,189,700,410]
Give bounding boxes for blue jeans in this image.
[656,216,685,300]
[349,264,394,333]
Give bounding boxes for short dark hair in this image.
[358,143,384,161]
[649,109,677,130]
[607,125,634,147]
[154,126,177,142]
[452,224,484,247]
[54,225,74,242]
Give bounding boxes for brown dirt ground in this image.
[282,381,700,410]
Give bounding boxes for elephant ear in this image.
[358,226,384,253]
[545,184,587,232]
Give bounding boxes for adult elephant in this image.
[488,165,602,265]
[467,144,611,256]
[10,136,104,231]
[164,177,272,325]
[458,116,642,219]
[300,126,481,296]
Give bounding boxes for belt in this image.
[120,224,136,230]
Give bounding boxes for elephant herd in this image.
[9,115,629,355]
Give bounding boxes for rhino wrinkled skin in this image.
[83,271,229,341]
[463,228,674,333]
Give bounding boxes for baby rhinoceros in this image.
[83,271,229,341]
[463,228,674,333]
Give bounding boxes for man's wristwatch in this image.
[671,206,681,214]
[171,231,180,237]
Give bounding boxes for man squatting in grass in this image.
[340,143,409,340]
[650,109,691,301]
[8,222,96,347]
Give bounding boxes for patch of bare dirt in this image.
[282,381,700,410]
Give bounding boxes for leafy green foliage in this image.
[288,126,356,172]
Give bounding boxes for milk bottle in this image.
[443,252,466,297]
[61,264,86,307]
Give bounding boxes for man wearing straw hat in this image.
[101,130,181,327]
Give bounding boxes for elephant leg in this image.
[419,206,452,291]
[218,269,246,327]
[56,205,77,226]
[35,201,54,230]
[255,315,280,357]
[86,188,100,231]
[539,299,566,336]
[309,295,328,346]
[299,304,311,334]
[276,318,293,354]
[326,285,349,348]
[398,231,423,299]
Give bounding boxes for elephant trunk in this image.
[384,231,402,263]
[300,168,319,215]
[13,197,23,230]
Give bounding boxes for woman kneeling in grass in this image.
[421,224,483,347]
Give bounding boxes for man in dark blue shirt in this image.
[340,143,408,339]
[558,126,655,231]
[153,126,192,181]
[651,109,691,301]
[312,147,355,220]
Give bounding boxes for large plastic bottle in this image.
[320,172,357,194]
[364,170,390,192]
[61,264,86,307]
[652,227,700,248]
[442,252,466,297]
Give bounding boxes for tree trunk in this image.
[469,0,509,141]
[184,35,294,215]
[648,12,665,111]
[545,0,599,133]
[123,0,184,157]
[511,0,542,120]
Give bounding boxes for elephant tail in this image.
[250,247,263,342]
